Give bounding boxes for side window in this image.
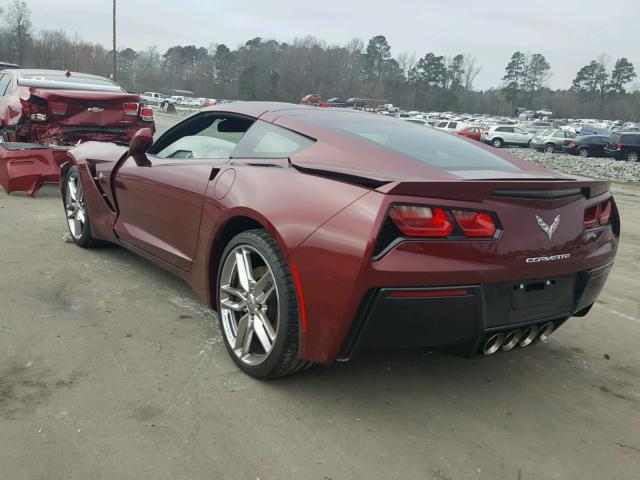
[503,127,514,133]
[495,127,505,132]
[0,74,10,96]
[552,131,565,138]
[449,122,457,129]
[514,127,526,134]
[231,120,315,159]
[149,113,254,159]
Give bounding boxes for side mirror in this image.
[129,128,154,157]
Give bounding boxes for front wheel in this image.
[63,166,101,248]
[217,230,312,379]
[544,144,555,154]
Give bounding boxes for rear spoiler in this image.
[377,180,611,201]
[17,77,123,93]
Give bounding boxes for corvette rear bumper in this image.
[0,143,70,197]
[337,262,613,361]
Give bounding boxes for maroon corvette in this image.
[60,102,619,378]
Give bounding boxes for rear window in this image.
[232,120,315,159]
[302,112,521,172]
[23,73,120,89]
[622,134,640,145]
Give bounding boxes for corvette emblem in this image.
[536,214,560,240]
[87,107,104,113]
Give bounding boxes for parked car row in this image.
[387,108,640,162]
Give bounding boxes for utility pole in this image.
[112,0,117,81]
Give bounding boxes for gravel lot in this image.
[505,147,640,183]
[0,112,639,480]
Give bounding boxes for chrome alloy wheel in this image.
[65,174,87,239]
[219,245,280,366]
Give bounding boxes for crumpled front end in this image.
[0,143,69,197]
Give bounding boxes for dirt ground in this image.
[0,114,639,479]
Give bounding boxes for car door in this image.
[113,112,255,270]
[512,127,530,145]
[499,127,515,143]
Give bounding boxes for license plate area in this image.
[483,275,575,328]
[512,279,557,309]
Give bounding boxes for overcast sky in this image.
[22,0,640,90]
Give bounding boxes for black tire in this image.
[544,144,555,154]
[492,138,503,148]
[217,229,312,379]
[626,150,639,162]
[62,166,102,248]
[577,147,589,158]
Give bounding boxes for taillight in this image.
[49,101,67,115]
[598,200,612,225]
[584,199,613,229]
[123,103,139,116]
[139,106,154,122]
[617,143,622,151]
[452,210,497,237]
[584,205,599,229]
[567,141,576,147]
[389,206,453,237]
[388,205,497,238]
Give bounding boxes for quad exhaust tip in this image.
[501,329,523,351]
[538,322,555,342]
[483,322,555,355]
[483,333,504,355]
[519,325,539,347]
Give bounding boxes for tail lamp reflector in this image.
[49,101,67,115]
[389,289,467,298]
[123,103,139,115]
[139,106,154,122]
[452,210,497,237]
[389,206,453,237]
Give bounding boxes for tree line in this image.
[0,0,638,120]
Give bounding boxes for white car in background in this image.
[140,92,166,105]
[435,120,466,132]
[481,125,533,148]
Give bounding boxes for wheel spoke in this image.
[68,180,77,201]
[73,218,82,236]
[220,297,246,312]
[233,314,250,351]
[255,311,276,341]
[221,285,247,301]
[254,270,271,293]
[235,248,254,291]
[256,285,275,304]
[253,315,273,353]
[76,208,86,224]
[241,323,254,357]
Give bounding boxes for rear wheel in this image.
[577,147,589,158]
[217,230,312,379]
[626,150,639,162]
[544,144,555,154]
[492,138,503,148]
[63,166,101,248]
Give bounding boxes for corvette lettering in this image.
[526,254,571,263]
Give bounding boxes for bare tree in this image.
[5,0,32,65]
[463,54,481,91]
